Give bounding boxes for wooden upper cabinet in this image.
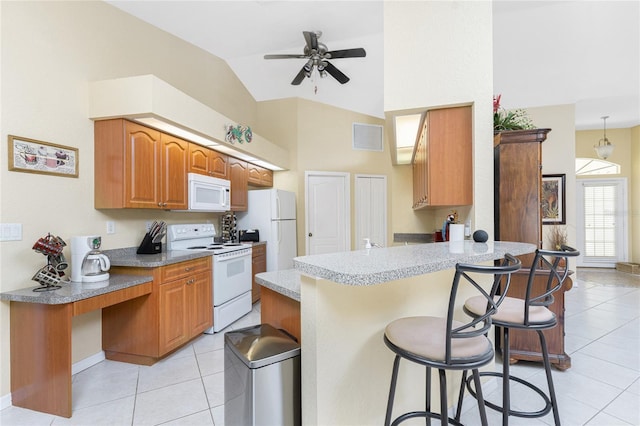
[94,119,187,209]
[412,106,473,209]
[248,163,273,188]
[210,150,229,179]
[228,156,248,211]
[123,121,161,208]
[159,134,189,209]
[188,143,228,179]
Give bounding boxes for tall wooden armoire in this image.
[494,128,573,370]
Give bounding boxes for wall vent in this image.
[352,123,383,152]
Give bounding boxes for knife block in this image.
[136,233,162,254]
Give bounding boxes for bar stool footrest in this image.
[391,410,464,426]
[466,371,553,419]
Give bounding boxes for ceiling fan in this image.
[264,31,366,85]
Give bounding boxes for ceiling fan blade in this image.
[303,31,318,51]
[323,61,350,84]
[291,67,307,85]
[326,48,366,59]
[264,54,308,59]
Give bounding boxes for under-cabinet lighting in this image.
[134,117,219,147]
[394,114,422,165]
[133,117,283,171]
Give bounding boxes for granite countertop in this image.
[293,241,536,286]
[255,269,300,301]
[0,274,152,304]
[104,247,213,268]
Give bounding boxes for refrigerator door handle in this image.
[276,195,281,220]
[276,221,281,254]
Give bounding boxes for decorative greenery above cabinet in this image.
[412,105,473,209]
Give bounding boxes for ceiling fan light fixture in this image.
[594,115,615,159]
[264,30,366,85]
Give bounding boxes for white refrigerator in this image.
[237,189,297,271]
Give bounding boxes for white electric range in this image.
[167,223,253,333]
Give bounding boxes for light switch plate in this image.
[0,223,22,241]
[106,221,116,234]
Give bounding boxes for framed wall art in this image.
[542,174,566,224]
[8,135,78,178]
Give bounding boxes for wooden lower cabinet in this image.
[498,268,573,370]
[261,287,301,343]
[251,244,267,303]
[103,257,212,364]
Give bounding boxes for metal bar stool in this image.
[383,254,521,426]
[460,245,580,426]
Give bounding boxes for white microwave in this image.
[186,173,230,212]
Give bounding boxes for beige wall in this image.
[0,0,271,399]
[632,126,640,263]
[384,1,494,239]
[576,126,637,262]
[526,105,577,258]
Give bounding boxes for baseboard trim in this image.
[72,351,106,375]
[1,351,106,411]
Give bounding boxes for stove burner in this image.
[224,243,242,246]
[208,245,224,250]
[187,246,208,250]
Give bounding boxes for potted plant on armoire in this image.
[493,95,573,370]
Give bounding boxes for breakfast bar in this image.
[292,241,536,425]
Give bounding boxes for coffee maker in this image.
[70,235,110,282]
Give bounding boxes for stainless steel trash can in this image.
[224,324,301,426]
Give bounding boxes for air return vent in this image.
[352,123,383,152]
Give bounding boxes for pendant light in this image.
[594,116,615,159]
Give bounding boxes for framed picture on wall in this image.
[8,135,78,178]
[542,174,566,224]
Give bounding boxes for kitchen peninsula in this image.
[290,241,535,425]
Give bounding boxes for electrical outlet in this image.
[0,223,22,241]
[106,221,116,234]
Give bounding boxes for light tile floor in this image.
[1,268,638,425]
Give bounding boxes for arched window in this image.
[575,158,620,176]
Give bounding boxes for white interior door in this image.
[355,174,387,249]
[576,178,628,267]
[305,171,350,255]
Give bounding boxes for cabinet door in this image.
[188,144,211,176]
[261,168,273,187]
[248,164,274,188]
[210,150,228,179]
[159,280,188,354]
[124,121,161,208]
[187,271,212,336]
[411,106,472,209]
[248,164,262,186]
[251,246,267,303]
[228,157,248,211]
[426,106,472,206]
[160,134,188,210]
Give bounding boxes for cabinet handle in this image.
[157,202,163,207]
[186,279,195,285]
[184,267,193,272]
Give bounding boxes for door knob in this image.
[308,233,312,237]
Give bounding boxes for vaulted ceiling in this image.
[107,1,639,131]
